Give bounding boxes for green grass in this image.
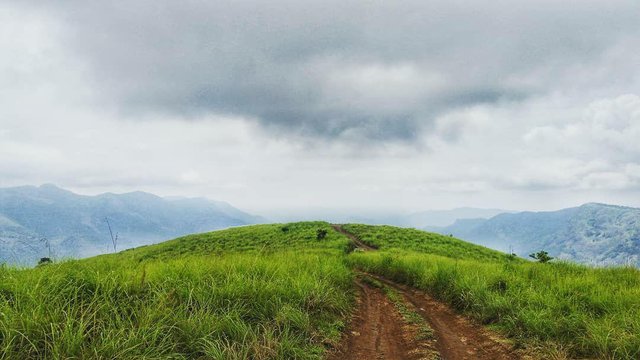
[349,250,640,359]
[344,225,640,358]
[341,224,509,261]
[0,222,352,359]
[123,221,350,262]
[2,221,640,359]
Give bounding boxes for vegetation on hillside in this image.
[344,224,640,359]
[341,224,508,261]
[123,221,349,261]
[1,221,639,359]
[0,222,351,359]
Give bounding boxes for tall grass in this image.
[0,224,353,360]
[3,221,639,359]
[348,250,640,359]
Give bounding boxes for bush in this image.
[316,229,328,240]
[37,257,52,266]
[529,250,554,263]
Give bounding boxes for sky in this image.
[1,0,640,215]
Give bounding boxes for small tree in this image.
[316,229,328,240]
[529,250,554,263]
[38,257,52,266]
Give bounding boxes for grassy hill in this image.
[346,225,640,359]
[122,222,350,261]
[1,222,639,359]
[0,222,353,359]
[340,224,508,261]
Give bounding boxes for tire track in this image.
[332,224,524,360]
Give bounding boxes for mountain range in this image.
[433,203,640,266]
[0,184,263,265]
[2,185,639,267]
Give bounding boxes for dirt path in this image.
[331,224,377,251]
[369,274,519,360]
[331,224,523,360]
[328,279,436,360]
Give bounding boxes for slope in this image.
[0,222,352,359]
[345,224,640,359]
[341,223,509,261]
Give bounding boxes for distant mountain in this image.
[0,184,263,265]
[436,203,640,266]
[401,207,509,227]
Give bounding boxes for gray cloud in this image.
[18,0,640,141]
[3,0,640,213]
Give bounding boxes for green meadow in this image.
[1,222,639,359]
[0,222,352,359]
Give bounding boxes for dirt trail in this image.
[369,274,518,360]
[331,224,522,360]
[328,279,435,360]
[331,224,377,251]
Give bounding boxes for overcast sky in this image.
[2,0,640,214]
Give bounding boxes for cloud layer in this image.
[18,0,640,141]
[2,0,640,212]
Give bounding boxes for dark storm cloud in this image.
[24,0,640,140]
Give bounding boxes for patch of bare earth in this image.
[369,274,529,360]
[328,279,438,360]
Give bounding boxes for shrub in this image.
[316,229,328,240]
[529,250,554,263]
